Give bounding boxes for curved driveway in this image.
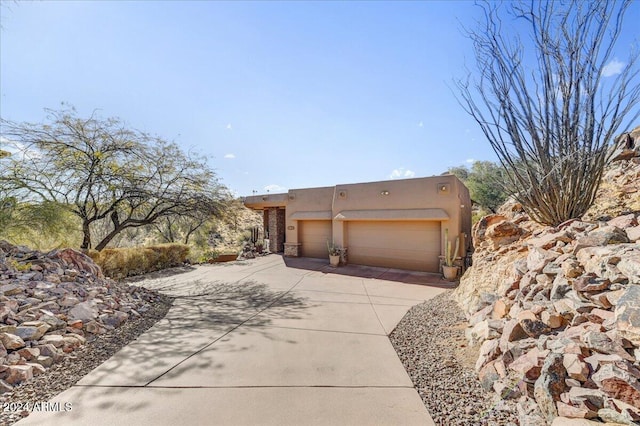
[19,255,451,425]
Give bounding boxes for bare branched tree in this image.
[0,107,227,250]
[457,0,640,225]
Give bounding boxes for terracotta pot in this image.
[329,254,340,267]
[443,265,459,281]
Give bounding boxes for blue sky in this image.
[1,1,638,196]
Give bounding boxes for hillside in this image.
[453,129,640,425]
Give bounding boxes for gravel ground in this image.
[0,291,173,426]
[390,290,520,426]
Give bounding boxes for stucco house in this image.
[243,175,472,273]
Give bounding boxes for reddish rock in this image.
[562,353,590,382]
[0,332,25,350]
[591,363,640,408]
[492,299,510,319]
[567,386,605,409]
[509,352,542,382]
[529,231,573,249]
[55,248,104,278]
[4,364,33,385]
[517,310,537,322]
[541,311,564,329]
[556,401,595,419]
[608,213,638,229]
[500,319,528,351]
[68,319,83,329]
[17,347,39,361]
[485,219,524,249]
[572,276,610,293]
[478,360,500,391]
[520,318,552,338]
[562,259,584,279]
[589,308,614,322]
[534,353,567,423]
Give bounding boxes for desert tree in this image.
[0,107,227,250]
[456,0,640,225]
[449,161,509,213]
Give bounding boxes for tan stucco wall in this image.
[244,175,472,272]
[285,186,335,246]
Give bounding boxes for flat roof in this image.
[333,208,449,221]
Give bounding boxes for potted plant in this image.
[327,240,342,267]
[443,229,460,281]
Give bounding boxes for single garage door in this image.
[299,220,333,258]
[347,221,441,272]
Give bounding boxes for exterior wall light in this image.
[381,190,390,195]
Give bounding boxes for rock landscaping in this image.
[390,291,520,425]
[454,157,640,425]
[0,241,170,396]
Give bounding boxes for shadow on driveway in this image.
[283,256,457,288]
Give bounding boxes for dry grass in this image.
[87,244,190,279]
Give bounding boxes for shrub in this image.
[87,243,190,279]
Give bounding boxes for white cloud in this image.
[226,123,232,130]
[466,158,476,164]
[602,58,625,77]
[0,138,41,159]
[264,184,287,192]
[389,168,416,179]
[224,153,235,159]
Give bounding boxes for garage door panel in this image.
[299,220,332,259]
[347,221,440,272]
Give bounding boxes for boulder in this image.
[520,318,552,338]
[567,386,605,409]
[4,364,33,385]
[562,353,590,382]
[68,301,98,322]
[591,363,640,408]
[626,226,640,242]
[534,353,567,423]
[15,321,50,341]
[615,285,640,346]
[528,247,560,274]
[0,332,25,350]
[617,251,640,282]
[575,226,630,251]
[610,126,640,161]
[556,402,596,420]
[478,360,500,391]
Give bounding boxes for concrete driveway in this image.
[18,255,451,425]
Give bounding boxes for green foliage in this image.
[0,199,81,250]
[0,107,227,251]
[449,161,508,213]
[87,243,190,279]
[8,259,32,272]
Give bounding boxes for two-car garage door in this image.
[298,219,441,273]
[347,221,441,272]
